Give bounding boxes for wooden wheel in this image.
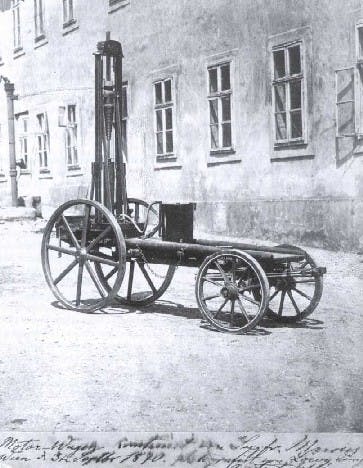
[41,199,126,312]
[127,198,160,239]
[95,253,176,306]
[195,250,269,334]
[264,246,323,323]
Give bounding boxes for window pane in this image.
[337,102,355,135]
[166,131,173,153]
[122,86,127,118]
[273,50,285,79]
[73,147,78,165]
[24,139,27,153]
[209,99,218,125]
[67,148,72,165]
[222,123,231,147]
[165,108,172,130]
[336,69,354,102]
[291,110,302,138]
[38,135,42,150]
[154,82,162,104]
[221,96,231,121]
[156,110,163,131]
[274,84,286,112]
[221,64,230,91]
[359,27,363,58]
[23,119,27,132]
[209,68,218,93]
[275,113,287,140]
[156,132,163,154]
[289,45,301,75]
[210,125,219,149]
[290,80,301,109]
[164,79,172,102]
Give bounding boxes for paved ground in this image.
[0,220,362,433]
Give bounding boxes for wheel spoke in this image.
[269,289,279,301]
[86,253,119,267]
[202,276,224,287]
[81,205,91,248]
[84,261,107,298]
[76,263,84,306]
[47,244,77,256]
[239,293,260,306]
[278,290,286,316]
[230,300,235,327]
[203,294,221,301]
[87,226,112,252]
[293,287,312,301]
[138,262,157,294]
[214,298,228,319]
[236,298,250,323]
[61,215,80,249]
[214,261,229,284]
[127,261,135,301]
[104,266,118,281]
[53,259,78,285]
[287,290,301,315]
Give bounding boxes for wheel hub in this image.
[276,276,296,291]
[220,284,239,300]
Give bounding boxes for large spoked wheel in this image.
[41,199,126,312]
[127,198,160,239]
[265,245,323,323]
[195,250,269,334]
[95,254,176,306]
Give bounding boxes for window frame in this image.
[18,116,30,173]
[153,77,175,161]
[272,40,306,147]
[34,0,45,41]
[11,0,22,51]
[36,112,49,173]
[65,104,79,170]
[207,61,234,154]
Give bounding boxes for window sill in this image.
[34,36,48,49]
[156,154,177,163]
[271,154,315,162]
[62,19,79,36]
[154,155,181,170]
[273,140,307,151]
[66,166,83,177]
[108,0,130,13]
[20,169,31,175]
[209,148,236,157]
[0,59,4,67]
[39,170,52,179]
[0,174,7,182]
[207,157,241,167]
[13,47,25,59]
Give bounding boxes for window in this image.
[37,113,49,171]
[19,117,29,170]
[121,83,128,159]
[34,0,45,39]
[63,0,75,25]
[154,78,174,158]
[272,42,304,144]
[109,0,129,7]
[11,0,21,50]
[65,105,78,168]
[208,62,233,151]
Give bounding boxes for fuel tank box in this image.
[160,203,195,243]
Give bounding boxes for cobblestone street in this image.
[0,220,362,433]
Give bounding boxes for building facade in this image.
[0,0,362,250]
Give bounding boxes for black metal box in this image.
[160,203,195,242]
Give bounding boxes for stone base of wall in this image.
[195,198,363,252]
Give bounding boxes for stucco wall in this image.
[0,0,362,249]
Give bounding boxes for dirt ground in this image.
[0,219,362,433]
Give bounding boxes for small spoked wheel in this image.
[126,198,161,239]
[95,253,176,306]
[195,250,269,334]
[265,246,323,323]
[41,199,126,312]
